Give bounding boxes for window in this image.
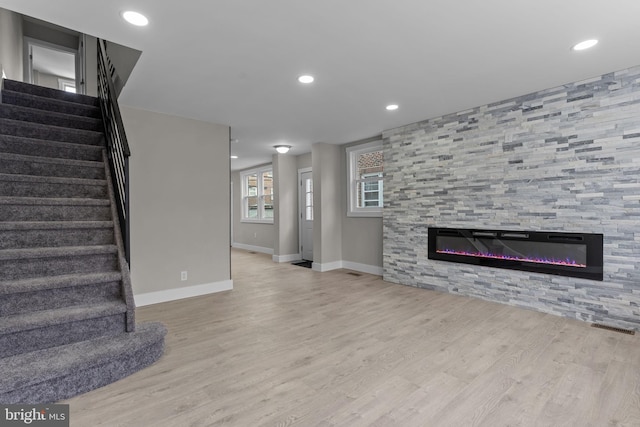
[58,78,76,93]
[347,141,383,217]
[241,167,274,222]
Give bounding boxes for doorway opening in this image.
[24,37,83,94]
[298,168,313,262]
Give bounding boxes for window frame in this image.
[346,140,383,217]
[241,166,274,223]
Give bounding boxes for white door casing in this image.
[299,169,313,261]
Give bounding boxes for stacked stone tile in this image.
[383,66,640,330]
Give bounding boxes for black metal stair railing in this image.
[97,38,131,264]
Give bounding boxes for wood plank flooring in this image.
[63,249,640,426]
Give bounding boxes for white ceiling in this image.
[2,1,640,171]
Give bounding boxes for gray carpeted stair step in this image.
[0,301,127,358]
[0,197,111,221]
[0,322,166,404]
[0,173,107,199]
[0,103,103,132]
[0,152,105,180]
[0,118,104,146]
[0,271,121,295]
[0,221,115,250]
[3,79,99,107]
[0,245,119,281]
[0,272,122,316]
[1,90,101,118]
[0,134,103,161]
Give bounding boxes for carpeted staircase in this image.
[0,79,166,404]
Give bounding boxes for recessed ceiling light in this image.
[386,104,399,111]
[122,11,149,27]
[298,75,314,84]
[230,155,238,159]
[572,39,598,51]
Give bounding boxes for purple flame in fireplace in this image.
[436,249,587,268]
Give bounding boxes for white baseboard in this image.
[134,279,233,307]
[342,261,384,276]
[312,260,383,276]
[232,242,274,255]
[312,260,343,272]
[273,253,302,263]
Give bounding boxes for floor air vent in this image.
[591,323,635,335]
[346,272,362,277]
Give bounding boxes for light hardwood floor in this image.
[64,249,640,426]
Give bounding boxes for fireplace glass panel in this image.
[436,236,587,268]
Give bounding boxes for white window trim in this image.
[346,140,383,217]
[241,166,274,224]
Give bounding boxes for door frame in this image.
[298,167,313,260]
[23,36,80,91]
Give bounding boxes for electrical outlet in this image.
[181,271,188,281]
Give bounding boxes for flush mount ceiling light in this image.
[572,39,598,51]
[230,155,238,159]
[298,75,314,84]
[122,11,149,26]
[386,104,399,111]
[274,145,291,154]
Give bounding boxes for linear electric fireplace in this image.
[428,227,603,281]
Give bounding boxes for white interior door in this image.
[299,170,313,261]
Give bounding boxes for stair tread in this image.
[0,152,104,168]
[0,172,106,186]
[0,322,166,394]
[0,271,122,295]
[0,118,104,143]
[3,79,99,106]
[1,90,100,116]
[0,301,127,335]
[0,196,110,206]
[0,134,103,152]
[0,245,118,261]
[0,221,113,231]
[0,103,102,129]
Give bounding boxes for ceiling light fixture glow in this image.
[230,155,238,159]
[572,39,598,51]
[122,11,149,26]
[386,104,399,111]
[298,75,314,84]
[274,145,291,154]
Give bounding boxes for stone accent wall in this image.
[382,66,640,330]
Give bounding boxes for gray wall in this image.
[84,35,98,97]
[33,70,64,89]
[312,143,342,266]
[383,65,640,330]
[231,167,275,251]
[22,18,78,51]
[273,154,299,257]
[340,139,383,268]
[297,152,312,170]
[121,106,230,295]
[0,7,23,80]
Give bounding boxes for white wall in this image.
[0,7,23,80]
[121,106,231,301]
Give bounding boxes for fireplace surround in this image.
[428,227,603,281]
